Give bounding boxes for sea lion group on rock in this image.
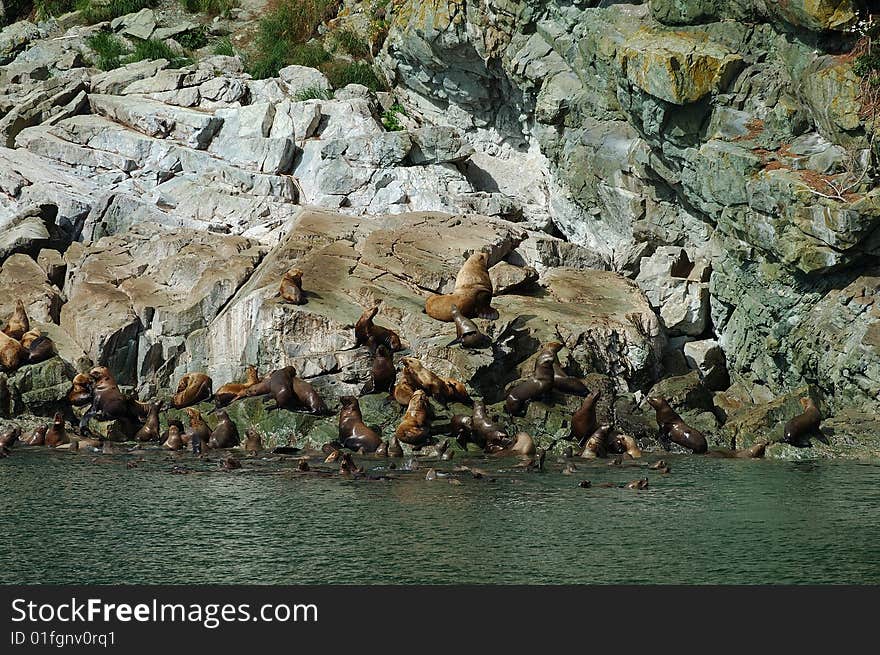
[0,300,56,374]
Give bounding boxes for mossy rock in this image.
[722,385,819,449]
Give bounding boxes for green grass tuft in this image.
[176,26,208,50]
[323,60,383,91]
[334,27,370,59]
[381,103,406,131]
[293,85,333,101]
[77,0,154,24]
[86,31,128,71]
[212,37,235,57]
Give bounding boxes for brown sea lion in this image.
[579,424,611,459]
[244,428,263,453]
[2,299,29,341]
[646,396,708,454]
[20,330,55,364]
[388,435,404,457]
[209,410,240,448]
[185,408,211,452]
[214,366,260,407]
[504,342,562,416]
[393,379,416,406]
[552,362,590,396]
[569,390,601,444]
[0,425,21,449]
[161,419,185,444]
[26,424,47,446]
[368,344,396,393]
[425,251,498,322]
[292,376,328,414]
[45,413,69,448]
[450,413,474,449]
[134,402,163,442]
[400,357,470,405]
[472,401,510,451]
[447,304,490,349]
[609,434,642,459]
[338,396,382,453]
[491,432,536,457]
[707,443,767,459]
[0,330,26,373]
[238,366,297,409]
[626,478,649,490]
[68,373,93,407]
[782,398,823,447]
[172,373,213,409]
[279,267,306,305]
[355,304,403,353]
[80,366,148,431]
[163,424,184,451]
[394,390,431,447]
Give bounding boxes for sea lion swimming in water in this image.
[20,330,55,365]
[388,435,404,457]
[0,330,26,373]
[394,390,432,448]
[2,299,29,341]
[214,366,260,407]
[355,304,403,353]
[569,390,601,444]
[425,251,498,322]
[172,373,213,409]
[68,373,93,407]
[504,342,562,416]
[244,428,263,454]
[447,304,490,349]
[782,398,823,448]
[646,396,708,454]
[608,433,642,459]
[134,401,162,442]
[338,396,382,453]
[367,344,396,394]
[209,410,240,448]
[279,267,306,305]
[707,443,767,459]
[45,413,69,448]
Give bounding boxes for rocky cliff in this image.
[1,0,878,458]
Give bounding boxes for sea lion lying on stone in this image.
[20,330,55,364]
[490,432,536,457]
[0,330,26,373]
[238,366,298,409]
[504,342,563,416]
[425,251,498,322]
[214,366,260,407]
[68,373,93,407]
[450,413,474,449]
[367,344,396,393]
[782,398,823,447]
[355,304,403,353]
[569,390,601,444]
[552,362,590,396]
[134,401,163,442]
[279,267,306,305]
[45,413,69,448]
[398,357,470,406]
[292,376,329,414]
[2,299,29,341]
[80,366,148,431]
[209,410,240,448]
[394,390,432,447]
[471,401,510,452]
[338,396,382,453]
[172,373,213,409]
[646,396,708,454]
[26,425,47,446]
[447,304,490,349]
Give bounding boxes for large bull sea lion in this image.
[172,373,213,409]
[782,398,823,448]
[425,251,498,322]
[338,396,382,453]
[214,366,260,407]
[394,390,432,447]
[646,396,708,454]
[504,342,562,416]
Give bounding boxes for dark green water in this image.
[2,447,879,584]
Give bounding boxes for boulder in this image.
[636,246,710,336]
[0,253,63,324]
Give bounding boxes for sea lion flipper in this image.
[446,336,462,348]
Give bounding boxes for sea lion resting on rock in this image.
[0,425,21,449]
[45,413,69,448]
[471,401,510,452]
[214,366,260,407]
[209,410,240,449]
[782,398,823,448]
[172,373,213,409]
[292,377,328,415]
[2,299,29,341]
[80,366,148,430]
[185,408,211,452]
[552,362,590,396]
[20,330,55,364]
[505,342,563,416]
[646,396,708,454]
[68,373,93,407]
[0,330,26,373]
[425,251,498,322]
[394,390,432,448]
[447,304,490,349]
[367,344,396,393]
[569,390,601,444]
[279,267,306,305]
[355,304,403,353]
[134,402,162,442]
[399,357,470,406]
[26,425,46,446]
[491,432,536,457]
[579,425,611,459]
[338,396,382,453]
[239,367,328,414]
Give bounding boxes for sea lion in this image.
[338,396,382,453]
[80,366,148,430]
[400,357,470,405]
[504,342,562,416]
[0,330,26,373]
[172,373,213,409]
[214,366,260,407]
[239,366,298,409]
[185,408,211,453]
[472,401,510,451]
[447,304,490,349]
[134,402,162,442]
[279,267,306,305]
[161,419,184,444]
[569,390,601,444]
[44,413,69,448]
[0,425,21,449]
[707,443,767,459]
[393,379,416,406]
[579,424,611,459]
[68,373,93,407]
[26,425,47,446]
[552,362,590,396]
[368,344,396,393]
[425,251,498,322]
[376,440,389,456]
[220,456,242,471]
[20,330,55,364]
[355,304,403,353]
[388,435,404,457]
[292,376,328,414]
[782,398,823,447]
[450,414,474,449]
[394,390,432,447]
[163,424,184,451]
[244,428,263,453]
[646,396,708,454]
[2,299,29,341]
[491,432,536,457]
[208,410,240,448]
[609,434,642,459]
[626,478,649,490]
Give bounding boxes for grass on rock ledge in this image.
[87,32,192,70]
